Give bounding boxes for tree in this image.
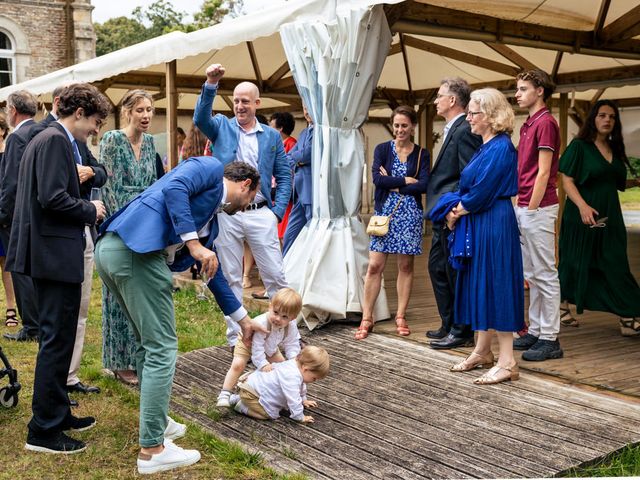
[95,0,244,56]
[94,16,148,57]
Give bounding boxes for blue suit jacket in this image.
[193,83,291,219]
[288,125,313,206]
[99,156,241,316]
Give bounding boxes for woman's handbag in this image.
[366,147,422,237]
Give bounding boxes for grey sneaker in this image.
[522,339,564,361]
[513,333,538,350]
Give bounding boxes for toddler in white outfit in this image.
[217,287,302,407]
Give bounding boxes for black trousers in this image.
[428,223,472,338]
[28,278,81,436]
[0,226,39,335]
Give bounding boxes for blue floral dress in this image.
[370,142,423,255]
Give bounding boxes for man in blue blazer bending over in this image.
[94,159,264,475]
[193,63,291,347]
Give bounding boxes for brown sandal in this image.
[354,318,373,340]
[450,351,495,372]
[4,308,18,327]
[474,364,519,385]
[560,306,578,327]
[395,315,410,336]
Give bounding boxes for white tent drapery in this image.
[280,3,393,329]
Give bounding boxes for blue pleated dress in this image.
[454,133,524,332]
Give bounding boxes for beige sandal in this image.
[242,275,252,289]
[474,364,519,385]
[450,351,495,372]
[620,318,640,337]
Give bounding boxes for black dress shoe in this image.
[3,328,39,342]
[66,382,100,394]
[425,327,447,339]
[25,431,86,454]
[62,415,96,432]
[430,333,474,350]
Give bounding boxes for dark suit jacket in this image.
[425,116,482,218]
[38,113,108,200]
[0,118,37,226]
[6,123,97,283]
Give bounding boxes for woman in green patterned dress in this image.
[100,89,160,384]
[559,100,640,336]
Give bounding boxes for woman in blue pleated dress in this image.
[431,88,524,384]
[355,105,429,340]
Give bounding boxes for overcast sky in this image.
[90,0,269,24]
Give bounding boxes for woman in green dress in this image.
[559,100,640,336]
[100,89,159,384]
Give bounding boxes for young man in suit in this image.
[0,90,40,342]
[282,106,314,256]
[426,78,483,349]
[193,63,291,348]
[6,83,109,454]
[41,85,107,399]
[95,159,265,475]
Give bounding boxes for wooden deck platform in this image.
[171,326,640,479]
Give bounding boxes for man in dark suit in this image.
[41,85,107,398]
[0,90,40,342]
[7,83,109,454]
[95,159,265,475]
[426,78,482,349]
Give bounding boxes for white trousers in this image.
[67,226,94,385]
[215,207,287,345]
[516,205,561,340]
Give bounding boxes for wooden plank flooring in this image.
[171,325,640,479]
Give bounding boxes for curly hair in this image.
[57,83,111,119]
[516,69,555,101]
[269,112,296,136]
[223,162,261,192]
[470,88,515,135]
[0,114,8,140]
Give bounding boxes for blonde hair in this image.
[120,89,154,125]
[470,88,515,135]
[270,287,302,319]
[297,346,330,379]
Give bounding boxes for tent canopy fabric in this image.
[1,0,639,114]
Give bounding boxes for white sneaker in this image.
[137,439,201,475]
[216,391,231,408]
[163,416,186,440]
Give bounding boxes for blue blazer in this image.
[193,83,292,219]
[99,156,241,316]
[288,125,313,206]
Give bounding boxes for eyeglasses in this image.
[435,93,453,99]
[467,111,483,117]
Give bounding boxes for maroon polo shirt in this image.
[517,107,560,207]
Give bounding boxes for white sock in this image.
[229,394,240,406]
[234,400,249,415]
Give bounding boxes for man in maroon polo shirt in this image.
[513,69,563,361]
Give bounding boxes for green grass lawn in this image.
[620,186,640,209]
[0,273,305,480]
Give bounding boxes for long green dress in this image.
[100,130,158,371]
[558,138,640,317]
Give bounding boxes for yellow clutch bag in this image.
[366,215,390,236]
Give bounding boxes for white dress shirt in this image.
[250,312,301,370]
[246,358,307,421]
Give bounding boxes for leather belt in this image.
[242,200,269,212]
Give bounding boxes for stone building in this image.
[0,0,95,88]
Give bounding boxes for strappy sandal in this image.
[619,318,640,337]
[560,305,579,327]
[242,274,252,289]
[4,308,18,327]
[395,315,411,336]
[474,364,519,385]
[450,351,495,372]
[354,318,373,340]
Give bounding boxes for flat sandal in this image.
[450,351,495,372]
[474,364,519,385]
